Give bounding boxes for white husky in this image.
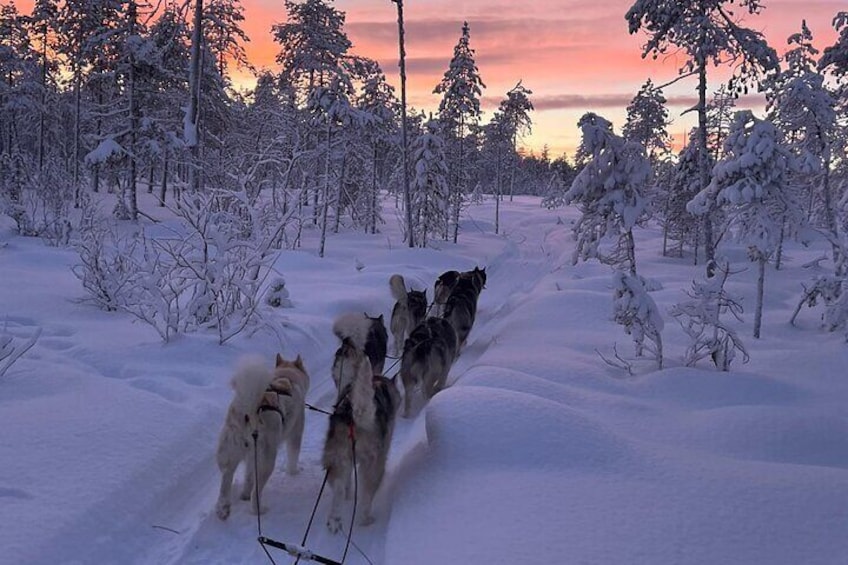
[215,353,310,520]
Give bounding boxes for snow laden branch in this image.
[0,325,42,378]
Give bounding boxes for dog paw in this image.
[326,516,344,534]
[358,513,376,527]
[216,501,231,521]
[286,464,301,476]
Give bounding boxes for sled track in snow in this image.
[150,209,562,565]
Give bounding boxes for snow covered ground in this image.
[2,193,847,565]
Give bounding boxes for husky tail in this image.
[347,344,377,427]
[230,355,274,416]
[389,274,408,305]
[332,312,372,350]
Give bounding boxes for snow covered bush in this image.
[612,270,664,369]
[1,156,73,245]
[670,261,749,370]
[264,277,292,308]
[73,192,283,344]
[791,273,848,335]
[72,219,138,312]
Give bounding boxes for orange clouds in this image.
[12,0,845,157]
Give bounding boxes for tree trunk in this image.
[187,0,203,193]
[453,115,464,243]
[319,120,331,258]
[495,145,501,234]
[393,0,414,248]
[334,151,345,234]
[625,229,637,276]
[37,27,48,172]
[72,66,82,208]
[370,144,378,234]
[754,254,765,339]
[697,55,714,276]
[159,153,169,206]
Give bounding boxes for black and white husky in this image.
[400,317,458,418]
[332,312,388,384]
[322,343,401,533]
[442,266,487,348]
[389,274,428,356]
[215,354,310,520]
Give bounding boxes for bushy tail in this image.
[332,312,371,350]
[349,349,376,427]
[230,355,274,415]
[389,274,408,304]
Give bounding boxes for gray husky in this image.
[443,266,487,349]
[215,353,310,520]
[432,270,460,318]
[332,312,388,382]
[323,344,401,533]
[389,274,428,356]
[400,317,458,418]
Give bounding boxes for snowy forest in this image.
[4,1,848,564]
[1,0,847,353]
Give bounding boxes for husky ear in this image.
[377,314,384,321]
[294,354,305,370]
[276,353,285,367]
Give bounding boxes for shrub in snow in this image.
[612,270,664,369]
[670,261,749,371]
[791,273,848,334]
[265,277,292,308]
[74,192,282,344]
[0,157,74,245]
[72,218,138,312]
[0,325,42,378]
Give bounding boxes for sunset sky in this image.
[14,0,844,157]
[235,0,842,158]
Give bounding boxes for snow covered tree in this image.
[566,113,660,366]
[25,0,59,172]
[612,269,664,369]
[308,72,362,257]
[766,21,838,238]
[499,81,533,203]
[622,79,670,161]
[273,0,351,101]
[0,3,35,160]
[356,62,398,234]
[819,11,848,88]
[205,0,251,80]
[662,132,713,259]
[670,259,748,370]
[706,85,737,160]
[565,112,652,274]
[627,0,779,274]
[146,3,190,205]
[688,111,802,338]
[433,21,485,243]
[409,116,449,247]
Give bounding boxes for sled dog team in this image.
[215,267,487,531]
